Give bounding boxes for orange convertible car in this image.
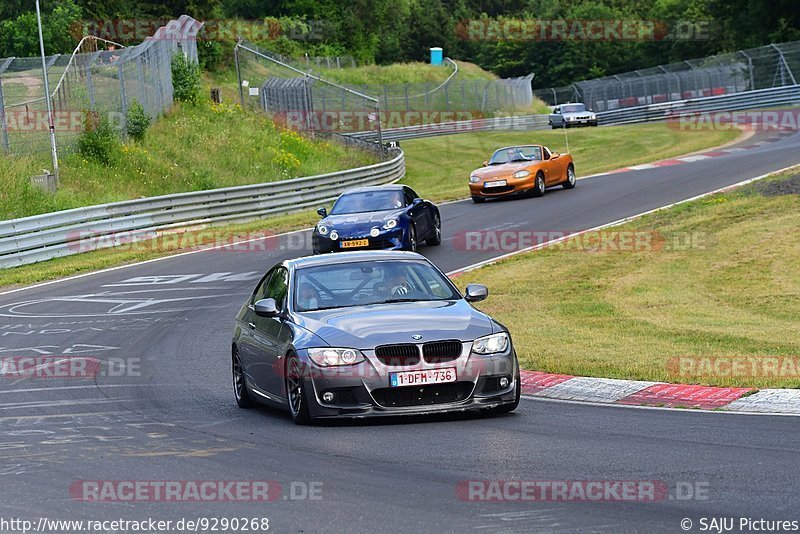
[468,145,575,203]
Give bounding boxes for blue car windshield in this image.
[294,260,461,312]
[330,190,404,214]
[489,146,542,165]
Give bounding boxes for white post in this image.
[36,0,59,180]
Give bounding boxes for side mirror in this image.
[551,152,560,159]
[464,284,488,303]
[254,298,280,318]
[412,197,423,205]
[482,161,489,167]
[316,207,327,218]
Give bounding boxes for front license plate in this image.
[340,239,369,249]
[390,368,457,387]
[484,180,507,188]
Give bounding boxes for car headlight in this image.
[317,224,329,236]
[308,348,365,366]
[469,175,480,184]
[512,170,530,179]
[471,332,509,355]
[382,219,398,230]
[329,231,339,241]
[370,227,380,237]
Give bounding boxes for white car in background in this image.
[549,103,598,128]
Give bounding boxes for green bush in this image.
[76,112,120,166]
[126,100,151,141]
[171,53,201,104]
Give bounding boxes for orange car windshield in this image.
[489,146,542,165]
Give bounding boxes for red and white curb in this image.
[520,371,800,414]
[590,132,793,177]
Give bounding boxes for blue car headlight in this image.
[317,224,329,236]
[382,219,398,230]
[471,333,509,355]
[308,348,365,366]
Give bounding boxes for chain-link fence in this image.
[234,39,536,146]
[235,40,384,144]
[534,41,800,112]
[320,74,535,115]
[0,15,200,158]
[300,54,358,69]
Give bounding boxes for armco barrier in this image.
[595,84,800,125]
[348,115,551,142]
[0,149,404,268]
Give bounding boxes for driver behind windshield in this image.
[298,284,320,310]
[385,266,412,297]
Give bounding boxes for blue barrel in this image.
[430,47,443,65]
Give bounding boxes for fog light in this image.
[322,391,335,403]
[500,377,509,388]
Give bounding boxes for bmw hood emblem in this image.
[412,334,423,340]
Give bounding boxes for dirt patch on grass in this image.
[753,174,800,196]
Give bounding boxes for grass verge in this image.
[401,123,740,201]
[455,170,800,389]
[0,101,375,220]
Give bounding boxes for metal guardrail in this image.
[0,149,404,269]
[349,115,551,142]
[596,84,800,125]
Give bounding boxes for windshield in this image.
[294,260,461,312]
[561,104,586,113]
[330,190,404,214]
[489,146,542,165]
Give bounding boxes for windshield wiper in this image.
[380,298,430,304]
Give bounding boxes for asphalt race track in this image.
[1,130,799,533]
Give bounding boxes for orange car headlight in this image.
[469,175,480,184]
[512,170,530,179]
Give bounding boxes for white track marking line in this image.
[447,163,800,276]
[0,384,158,394]
[521,394,800,417]
[0,411,130,421]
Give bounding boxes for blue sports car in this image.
[312,185,441,254]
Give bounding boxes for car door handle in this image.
[248,322,256,330]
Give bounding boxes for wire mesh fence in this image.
[534,41,800,112]
[235,40,384,143]
[0,15,200,158]
[234,39,536,145]
[319,74,535,115]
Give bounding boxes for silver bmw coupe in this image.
[231,251,520,424]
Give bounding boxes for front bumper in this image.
[469,176,537,198]
[298,343,519,419]
[313,228,406,253]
